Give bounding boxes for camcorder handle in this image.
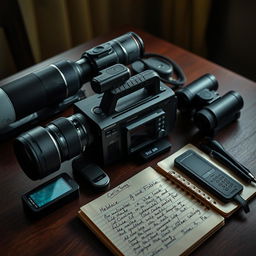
[100,70,160,115]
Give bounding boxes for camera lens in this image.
[0,32,144,131]
[79,32,144,81]
[14,114,92,180]
[113,32,145,63]
[0,60,81,130]
[194,91,244,133]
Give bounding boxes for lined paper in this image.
[80,167,224,256]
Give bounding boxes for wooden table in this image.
[1,27,256,256]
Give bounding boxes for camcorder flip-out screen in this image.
[126,109,167,154]
[22,173,79,216]
[130,122,155,148]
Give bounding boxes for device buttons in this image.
[158,129,166,138]
[93,107,103,115]
[92,46,105,54]
[104,128,118,138]
[157,115,166,135]
[105,130,112,138]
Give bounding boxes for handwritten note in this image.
[80,167,224,256]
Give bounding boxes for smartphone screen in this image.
[28,177,72,208]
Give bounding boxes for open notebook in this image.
[78,144,256,256]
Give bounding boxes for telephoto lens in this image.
[176,73,218,112]
[0,32,144,130]
[194,91,244,134]
[14,114,93,180]
[0,60,82,130]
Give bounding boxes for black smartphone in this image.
[174,150,243,202]
[22,173,79,216]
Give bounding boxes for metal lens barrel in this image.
[112,32,144,63]
[79,32,144,81]
[14,114,91,180]
[0,60,81,129]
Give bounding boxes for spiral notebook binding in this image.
[156,165,220,210]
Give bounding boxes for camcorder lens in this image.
[14,114,91,180]
[14,127,62,180]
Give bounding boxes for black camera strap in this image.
[131,53,186,89]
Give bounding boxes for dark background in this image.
[0,0,256,81]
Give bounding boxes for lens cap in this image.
[72,157,110,191]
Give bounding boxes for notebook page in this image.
[80,167,224,256]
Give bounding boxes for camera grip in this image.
[100,70,160,114]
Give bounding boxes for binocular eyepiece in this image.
[176,74,244,134]
[0,32,144,131]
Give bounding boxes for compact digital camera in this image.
[14,65,176,180]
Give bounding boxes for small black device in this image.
[0,32,144,137]
[22,173,79,216]
[72,157,110,190]
[131,53,186,89]
[138,138,172,162]
[176,74,244,134]
[174,150,249,213]
[14,65,177,180]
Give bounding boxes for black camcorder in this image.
[14,64,176,180]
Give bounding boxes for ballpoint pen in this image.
[200,140,256,184]
[200,144,253,183]
[206,139,256,183]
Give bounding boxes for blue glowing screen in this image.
[29,177,72,207]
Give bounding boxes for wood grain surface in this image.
[1,27,256,256]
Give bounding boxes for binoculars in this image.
[176,74,244,134]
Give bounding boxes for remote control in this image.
[174,150,243,202]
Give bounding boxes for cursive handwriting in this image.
[107,183,130,199]
[95,178,212,256]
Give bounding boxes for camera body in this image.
[75,69,176,165]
